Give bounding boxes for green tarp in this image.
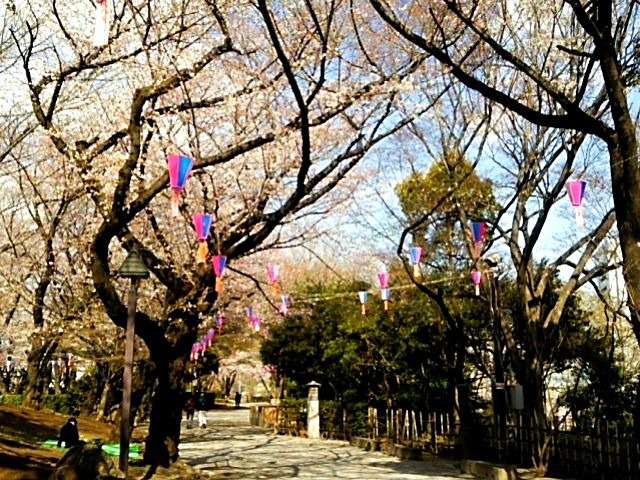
[101,443,142,459]
[41,439,142,459]
[42,439,63,450]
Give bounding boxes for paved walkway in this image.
[179,409,472,479]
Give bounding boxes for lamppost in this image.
[117,248,149,477]
[486,255,506,459]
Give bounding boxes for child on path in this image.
[196,392,208,428]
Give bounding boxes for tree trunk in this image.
[519,363,549,472]
[86,362,108,414]
[96,369,120,421]
[143,355,186,467]
[23,333,58,407]
[597,40,640,346]
[445,326,466,420]
[52,362,62,394]
[609,143,640,348]
[130,361,154,427]
[97,381,111,421]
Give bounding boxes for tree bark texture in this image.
[23,333,58,408]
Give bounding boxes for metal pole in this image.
[491,273,505,385]
[490,272,507,459]
[120,278,139,476]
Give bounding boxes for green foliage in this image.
[42,393,81,414]
[1,390,91,416]
[396,155,500,269]
[500,265,595,376]
[343,401,369,437]
[262,265,624,426]
[0,394,24,406]
[261,282,357,401]
[558,322,633,423]
[278,398,307,428]
[261,278,492,410]
[396,155,497,221]
[319,401,342,435]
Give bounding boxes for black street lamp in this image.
[117,248,149,477]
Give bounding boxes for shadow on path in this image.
[179,410,471,479]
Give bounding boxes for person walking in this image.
[234,391,242,409]
[184,396,196,428]
[196,392,208,428]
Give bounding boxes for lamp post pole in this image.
[488,268,506,459]
[120,277,139,475]
[117,249,149,478]
[489,271,505,386]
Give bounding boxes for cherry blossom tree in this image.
[8,0,439,465]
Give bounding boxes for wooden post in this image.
[431,412,437,454]
[120,278,138,476]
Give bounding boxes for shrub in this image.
[0,394,24,406]
[43,393,81,415]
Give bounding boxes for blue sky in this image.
[280,100,618,290]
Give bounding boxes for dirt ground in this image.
[0,404,117,479]
[0,405,211,479]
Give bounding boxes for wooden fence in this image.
[367,407,460,454]
[486,413,640,480]
[371,407,640,480]
[250,403,640,479]
[250,405,306,435]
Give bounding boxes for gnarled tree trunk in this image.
[143,354,188,467]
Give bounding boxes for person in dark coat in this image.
[185,396,196,428]
[235,391,242,408]
[57,417,80,448]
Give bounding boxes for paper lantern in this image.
[471,221,488,259]
[378,271,389,289]
[192,213,214,264]
[381,288,391,312]
[212,255,227,293]
[567,180,587,227]
[409,246,423,277]
[267,264,280,294]
[93,0,109,46]
[216,312,225,334]
[471,270,482,296]
[358,291,369,315]
[279,295,291,316]
[167,153,194,216]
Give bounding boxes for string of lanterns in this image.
[165,153,294,362]
[165,151,587,360]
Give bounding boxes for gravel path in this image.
[179,409,472,479]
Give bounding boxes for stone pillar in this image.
[306,381,321,439]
